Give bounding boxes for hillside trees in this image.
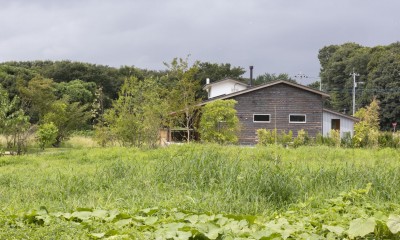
[195,62,245,86]
[319,42,400,128]
[17,76,56,122]
[254,73,296,85]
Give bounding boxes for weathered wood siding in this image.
[229,83,323,144]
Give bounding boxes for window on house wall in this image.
[289,114,306,123]
[253,114,271,122]
[331,119,340,131]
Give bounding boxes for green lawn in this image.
[1,144,399,239]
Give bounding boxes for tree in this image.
[104,76,167,147]
[353,98,380,147]
[254,73,296,85]
[198,99,240,144]
[36,122,58,150]
[17,76,56,123]
[194,62,246,99]
[318,42,400,127]
[0,86,31,154]
[43,99,91,146]
[54,79,97,105]
[164,57,202,142]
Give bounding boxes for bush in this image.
[328,129,341,147]
[378,131,400,148]
[293,129,309,147]
[341,132,353,148]
[36,122,58,150]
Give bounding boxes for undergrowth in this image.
[0,144,399,238]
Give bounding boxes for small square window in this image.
[289,114,306,123]
[253,114,271,122]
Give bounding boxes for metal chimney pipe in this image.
[249,66,254,86]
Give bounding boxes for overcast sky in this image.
[1,0,399,84]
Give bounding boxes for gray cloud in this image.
[1,0,399,83]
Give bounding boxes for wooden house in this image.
[201,79,358,145]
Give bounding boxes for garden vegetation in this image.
[1,144,400,238]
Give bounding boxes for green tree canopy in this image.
[198,99,240,144]
[254,73,296,85]
[318,42,400,128]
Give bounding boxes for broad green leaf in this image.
[185,215,198,224]
[61,212,72,220]
[71,211,92,221]
[176,230,192,240]
[144,216,158,225]
[141,207,159,216]
[251,230,275,239]
[90,232,105,239]
[387,214,400,234]
[76,207,93,212]
[348,217,376,238]
[105,210,119,222]
[114,218,132,228]
[197,222,220,240]
[323,225,345,235]
[92,209,109,219]
[174,212,186,220]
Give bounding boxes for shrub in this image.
[341,132,353,148]
[279,130,293,145]
[328,129,341,147]
[198,99,240,144]
[36,122,58,150]
[293,129,309,147]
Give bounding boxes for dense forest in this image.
[0,59,247,150]
[318,42,400,129]
[0,42,399,151]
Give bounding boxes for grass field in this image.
[1,144,400,239]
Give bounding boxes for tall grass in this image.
[0,144,399,216]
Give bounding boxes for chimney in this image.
[249,66,254,86]
[206,78,210,85]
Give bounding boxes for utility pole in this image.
[350,68,360,115]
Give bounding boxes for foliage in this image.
[256,129,295,147]
[195,62,245,84]
[93,123,115,147]
[256,128,276,145]
[1,144,400,239]
[17,76,56,123]
[293,129,309,147]
[104,76,167,147]
[199,100,240,144]
[319,42,400,128]
[2,185,400,240]
[378,131,400,148]
[54,79,97,105]
[353,98,380,147]
[254,73,296,85]
[0,85,31,154]
[164,57,202,142]
[43,99,91,146]
[36,122,59,150]
[329,129,341,147]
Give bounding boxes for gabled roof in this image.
[202,78,248,90]
[323,108,359,122]
[200,80,330,105]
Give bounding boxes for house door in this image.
[331,119,340,131]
